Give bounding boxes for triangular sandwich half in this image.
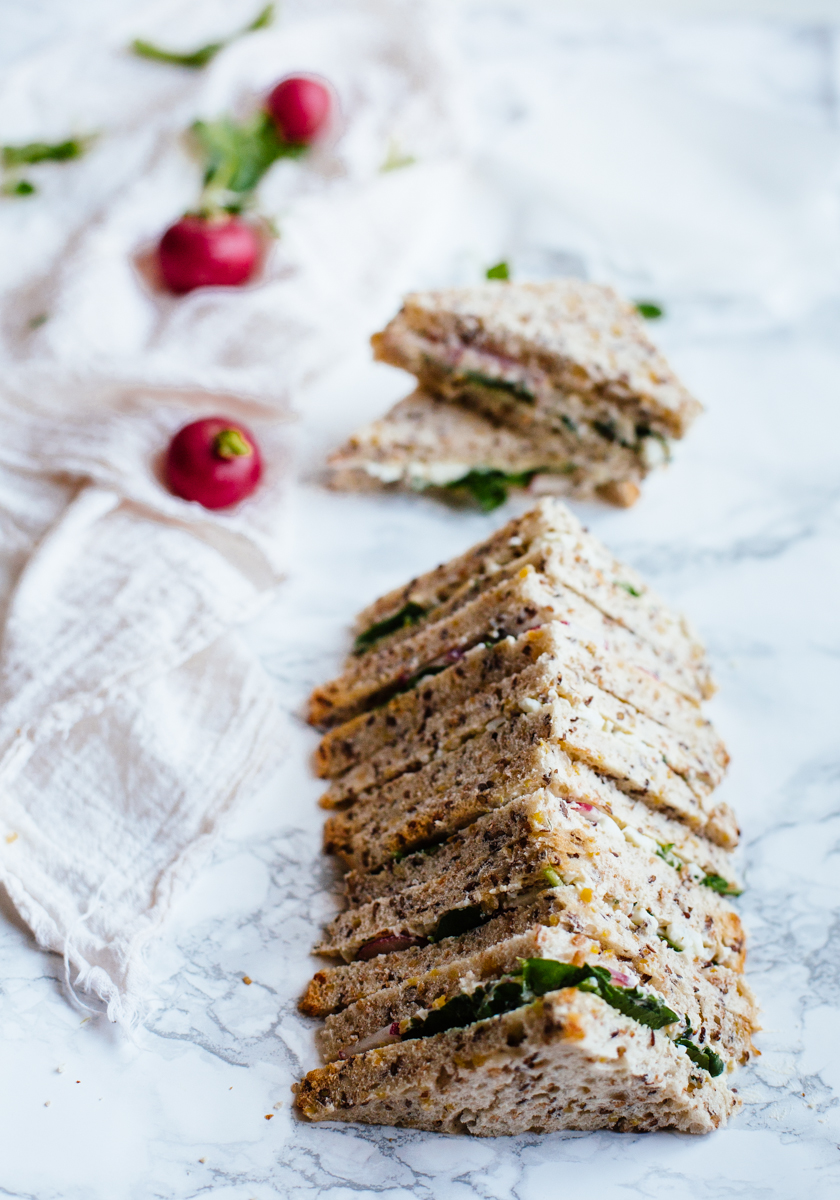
[327,280,702,510]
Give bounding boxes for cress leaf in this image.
[655,842,681,871]
[130,4,274,69]
[676,1035,725,1076]
[429,905,488,942]
[475,979,525,1021]
[523,959,678,1031]
[486,261,510,280]
[130,38,223,68]
[192,111,303,198]
[461,370,534,402]
[404,977,526,1041]
[353,601,427,653]
[593,418,618,443]
[446,469,537,512]
[701,873,743,897]
[403,991,483,1040]
[1,178,36,196]
[597,981,679,1030]
[381,141,416,172]
[401,956,722,1076]
[521,958,592,996]
[2,138,90,166]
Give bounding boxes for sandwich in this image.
[295,499,756,1134]
[327,281,702,509]
[326,388,607,509]
[297,928,750,1135]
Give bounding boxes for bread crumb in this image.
[596,480,641,508]
[242,976,252,985]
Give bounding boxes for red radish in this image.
[165,417,262,509]
[158,215,260,294]
[267,75,332,144]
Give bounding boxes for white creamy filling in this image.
[362,460,477,487]
[640,435,668,468]
[663,920,706,958]
[593,812,624,843]
[407,461,473,486]
[621,824,659,856]
[629,902,657,933]
[363,461,405,483]
[577,806,729,894]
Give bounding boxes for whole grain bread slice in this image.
[326,388,646,505]
[295,988,735,1135]
[349,499,710,693]
[317,921,757,1067]
[344,782,737,908]
[371,281,702,443]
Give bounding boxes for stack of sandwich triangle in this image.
[327,279,703,510]
[295,499,757,1136]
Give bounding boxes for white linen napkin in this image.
[0,373,293,1025]
[0,0,472,1024]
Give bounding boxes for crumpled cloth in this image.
[0,0,470,1025]
[0,371,294,1025]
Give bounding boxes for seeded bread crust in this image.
[295,989,735,1136]
[300,500,747,1135]
[308,501,713,728]
[354,499,582,631]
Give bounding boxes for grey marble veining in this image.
[2,4,840,1198]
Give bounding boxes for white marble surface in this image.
[3,3,840,1198]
